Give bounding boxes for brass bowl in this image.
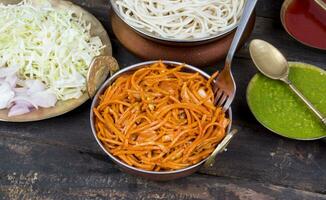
[0,0,116,122]
[109,0,246,46]
[90,60,233,181]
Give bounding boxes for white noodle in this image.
[115,0,245,39]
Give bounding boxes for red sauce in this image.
[284,0,326,49]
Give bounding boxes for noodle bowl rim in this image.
[110,0,245,44]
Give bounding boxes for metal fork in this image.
[214,0,258,111]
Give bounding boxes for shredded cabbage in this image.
[0,0,105,100]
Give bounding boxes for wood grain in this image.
[1,136,325,200]
[0,0,325,199]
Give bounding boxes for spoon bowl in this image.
[249,39,289,81]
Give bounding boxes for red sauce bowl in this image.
[281,0,326,50]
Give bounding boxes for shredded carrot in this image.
[94,61,229,171]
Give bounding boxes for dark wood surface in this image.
[1,0,325,199]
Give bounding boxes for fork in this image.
[214,0,258,111]
[204,0,259,168]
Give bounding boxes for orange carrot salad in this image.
[94,62,229,171]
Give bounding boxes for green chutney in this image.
[247,62,326,140]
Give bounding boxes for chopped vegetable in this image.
[0,65,58,116]
[0,82,14,109]
[0,0,104,101]
[0,0,106,116]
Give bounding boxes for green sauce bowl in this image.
[247,62,326,140]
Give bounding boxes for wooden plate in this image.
[111,12,256,67]
[0,0,113,122]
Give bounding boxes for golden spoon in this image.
[249,39,326,126]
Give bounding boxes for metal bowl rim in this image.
[109,0,241,44]
[90,60,233,175]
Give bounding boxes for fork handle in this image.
[225,0,258,67]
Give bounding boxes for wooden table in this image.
[1,0,325,199]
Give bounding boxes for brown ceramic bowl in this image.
[90,60,233,181]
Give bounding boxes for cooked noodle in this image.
[94,62,229,171]
[115,0,245,39]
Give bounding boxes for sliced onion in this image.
[198,88,207,98]
[8,103,32,117]
[0,82,15,109]
[14,87,28,94]
[30,90,57,108]
[9,96,39,109]
[5,74,18,88]
[0,65,19,78]
[24,79,46,94]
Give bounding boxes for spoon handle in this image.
[314,0,326,11]
[285,79,326,126]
